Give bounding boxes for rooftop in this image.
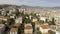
[40,25,50,29]
[25,25,32,29]
[10,28,18,32]
[13,23,21,27]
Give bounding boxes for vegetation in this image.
[48,30,56,34]
[45,18,48,23]
[40,20,44,24]
[51,18,56,25]
[0,20,2,24]
[48,17,56,25]
[37,27,42,34]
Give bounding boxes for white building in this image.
[32,18,38,22]
[39,24,56,34]
[15,17,22,23]
[24,24,33,34]
[10,28,18,34]
[40,17,46,22]
[34,21,40,29]
[39,25,50,33]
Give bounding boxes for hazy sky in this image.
[0,0,60,7]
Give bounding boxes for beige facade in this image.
[10,28,18,34]
[24,24,33,34]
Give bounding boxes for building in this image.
[34,21,40,29]
[13,23,21,28]
[32,18,38,22]
[56,25,60,34]
[39,25,50,34]
[9,28,18,34]
[15,17,22,23]
[39,24,56,34]
[50,25,56,32]
[0,16,9,21]
[24,24,33,34]
[40,17,46,22]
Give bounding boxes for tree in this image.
[0,20,2,24]
[31,22,35,34]
[45,18,48,23]
[37,27,39,31]
[37,27,42,34]
[40,20,44,24]
[15,9,20,17]
[48,30,56,34]
[51,18,56,25]
[38,31,42,34]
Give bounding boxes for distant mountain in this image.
[0,4,60,9]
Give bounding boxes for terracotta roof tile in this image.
[41,25,50,29]
[25,25,32,29]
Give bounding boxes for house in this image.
[2,17,9,21]
[10,28,18,34]
[13,23,21,28]
[10,15,15,18]
[34,21,41,29]
[50,25,56,32]
[24,24,33,34]
[56,25,60,34]
[15,17,22,23]
[40,17,46,22]
[0,24,5,34]
[1,11,6,16]
[0,16,9,21]
[29,15,33,20]
[39,24,56,34]
[39,25,50,34]
[32,18,38,22]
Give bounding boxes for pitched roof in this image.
[50,26,56,30]
[25,25,32,29]
[13,23,20,27]
[10,28,18,32]
[35,21,41,25]
[41,25,50,29]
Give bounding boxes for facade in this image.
[24,24,33,34]
[15,17,22,23]
[39,25,50,33]
[40,17,46,22]
[10,28,18,34]
[13,23,21,28]
[34,21,40,29]
[32,18,38,22]
[39,24,56,34]
[0,16,9,21]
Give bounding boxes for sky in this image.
[0,0,60,7]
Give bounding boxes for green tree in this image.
[51,18,56,25]
[15,9,20,17]
[48,30,56,34]
[37,27,42,34]
[45,18,48,23]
